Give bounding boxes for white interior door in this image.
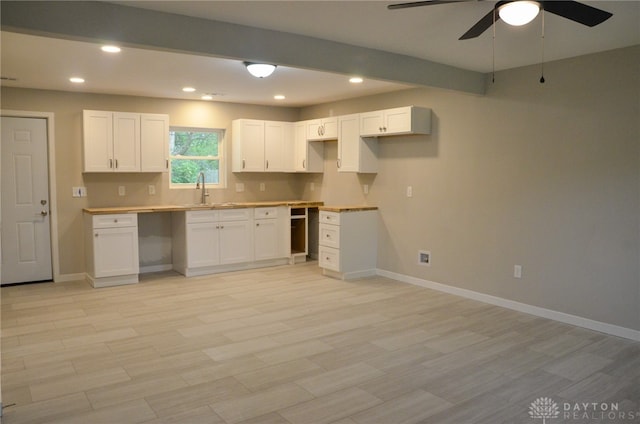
[1,117,52,285]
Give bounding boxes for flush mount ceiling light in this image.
[498,1,540,26]
[244,62,277,78]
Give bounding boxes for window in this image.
[169,127,225,188]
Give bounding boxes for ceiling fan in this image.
[387,0,613,40]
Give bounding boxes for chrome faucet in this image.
[195,171,209,204]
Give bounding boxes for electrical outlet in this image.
[235,183,245,193]
[406,186,413,198]
[310,182,315,192]
[72,186,85,198]
[418,250,431,266]
[364,184,369,194]
[259,182,265,192]
[514,265,522,279]
[118,186,126,196]
[148,185,156,195]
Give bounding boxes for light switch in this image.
[406,186,413,198]
[118,186,126,196]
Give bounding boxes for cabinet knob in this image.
[95,233,99,237]
[114,219,118,223]
[256,223,260,227]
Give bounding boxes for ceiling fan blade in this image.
[387,0,469,10]
[541,1,612,27]
[459,8,498,40]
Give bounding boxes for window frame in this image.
[169,126,226,189]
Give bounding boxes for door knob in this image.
[41,210,49,216]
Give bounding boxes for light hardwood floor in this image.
[1,262,639,424]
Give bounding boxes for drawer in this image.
[254,207,277,219]
[319,211,340,225]
[186,210,218,223]
[319,246,340,272]
[219,208,250,222]
[92,214,137,229]
[319,223,340,249]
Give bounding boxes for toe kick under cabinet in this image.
[318,207,377,280]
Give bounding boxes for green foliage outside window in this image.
[170,129,223,186]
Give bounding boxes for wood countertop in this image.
[83,201,324,215]
[318,205,378,212]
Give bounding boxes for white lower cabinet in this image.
[219,220,252,264]
[254,207,280,261]
[84,213,139,288]
[318,209,377,280]
[172,207,288,277]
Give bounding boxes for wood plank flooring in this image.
[1,262,639,423]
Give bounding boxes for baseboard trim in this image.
[55,273,85,283]
[376,268,640,342]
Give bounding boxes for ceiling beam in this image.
[1,1,486,95]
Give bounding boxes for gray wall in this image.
[301,46,640,331]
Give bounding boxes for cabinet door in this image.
[383,107,412,134]
[232,119,265,172]
[186,222,220,267]
[320,117,338,140]
[254,219,279,260]
[93,227,139,277]
[307,118,337,141]
[338,114,377,173]
[306,119,324,141]
[264,121,291,172]
[293,122,308,171]
[140,113,169,172]
[359,111,384,137]
[83,110,113,172]
[294,122,324,173]
[219,220,252,264]
[113,112,141,172]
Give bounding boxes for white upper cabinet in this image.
[232,119,265,172]
[294,121,324,173]
[140,113,170,172]
[359,106,431,137]
[232,119,293,172]
[83,110,169,173]
[307,117,338,141]
[338,114,377,173]
[264,121,293,172]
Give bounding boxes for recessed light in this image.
[349,77,364,84]
[69,77,85,83]
[101,45,121,53]
[201,94,214,100]
[182,87,196,92]
[274,95,286,100]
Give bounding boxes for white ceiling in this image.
[1,1,638,106]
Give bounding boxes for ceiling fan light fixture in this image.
[498,1,540,26]
[244,62,277,78]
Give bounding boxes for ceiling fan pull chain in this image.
[540,6,546,84]
[492,6,496,83]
